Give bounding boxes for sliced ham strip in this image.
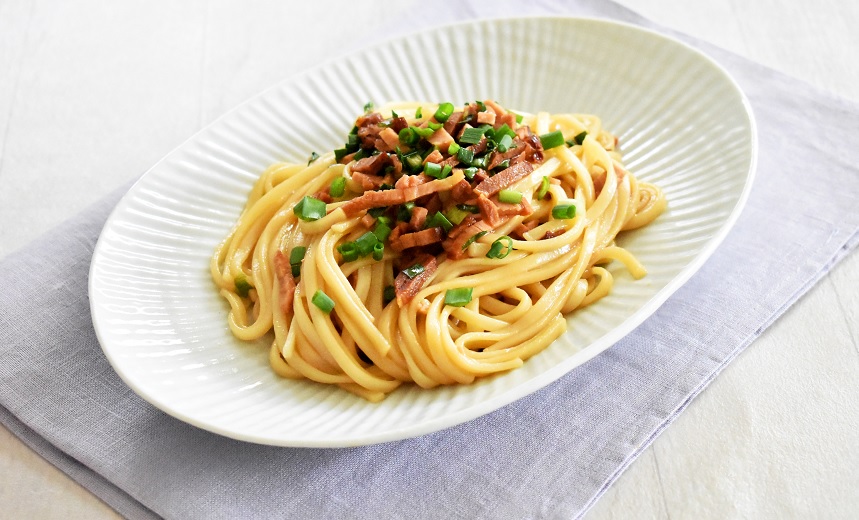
[443,111,463,135]
[476,194,501,227]
[273,251,296,316]
[426,128,454,149]
[351,171,385,191]
[409,206,428,229]
[379,127,401,151]
[495,196,533,217]
[422,149,444,164]
[394,254,438,306]
[442,215,493,260]
[351,153,391,176]
[476,111,496,125]
[484,100,507,116]
[473,161,534,198]
[487,142,525,170]
[342,170,464,216]
[494,113,517,130]
[513,220,539,239]
[390,116,408,133]
[390,227,444,253]
[451,178,475,203]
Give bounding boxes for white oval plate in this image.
[89,17,756,447]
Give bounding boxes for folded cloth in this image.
[2,1,858,519]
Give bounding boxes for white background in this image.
[1,1,857,518]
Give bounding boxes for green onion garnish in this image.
[415,107,423,118]
[428,121,443,131]
[486,236,513,259]
[289,246,307,266]
[463,167,478,180]
[372,242,384,261]
[444,206,470,225]
[403,152,423,174]
[337,242,359,262]
[399,127,419,146]
[498,189,523,204]
[444,287,473,307]
[397,201,415,222]
[457,203,480,213]
[434,102,455,123]
[552,204,577,220]
[495,124,516,140]
[475,101,486,112]
[574,131,588,145]
[539,130,565,150]
[363,101,374,113]
[373,221,392,243]
[424,162,443,178]
[425,211,453,232]
[412,126,435,139]
[334,148,349,162]
[291,264,301,278]
[447,142,461,155]
[457,147,474,165]
[294,195,327,221]
[402,263,425,279]
[496,134,514,153]
[459,126,487,145]
[461,230,488,251]
[383,285,396,304]
[307,151,319,165]
[352,149,367,161]
[494,159,510,171]
[234,273,252,297]
[513,112,524,124]
[311,290,335,313]
[355,231,379,256]
[537,176,550,199]
[329,176,346,198]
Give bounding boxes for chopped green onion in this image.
[402,263,425,279]
[355,231,379,256]
[444,287,473,307]
[428,121,443,131]
[496,133,514,153]
[311,290,335,313]
[552,204,577,220]
[457,203,480,213]
[372,242,385,261]
[337,242,359,262]
[434,102,455,123]
[463,167,478,180]
[470,155,488,169]
[291,264,301,278]
[447,142,461,155]
[383,285,396,304]
[495,124,516,141]
[347,133,359,148]
[293,196,327,221]
[368,207,387,218]
[494,159,510,171]
[425,211,453,232]
[475,101,486,112]
[412,126,435,139]
[424,162,442,178]
[461,230,488,251]
[539,130,565,150]
[415,107,423,119]
[329,176,346,198]
[513,112,524,124]
[334,148,349,162]
[459,126,487,145]
[398,127,419,146]
[373,221,392,242]
[444,206,470,225]
[574,131,588,145]
[307,151,319,165]
[498,189,523,204]
[234,273,252,297]
[457,147,474,164]
[486,236,513,259]
[352,149,367,161]
[537,176,550,199]
[363,101,374,113]
[289,246,307,266]
[402,152,423,173]
[397,201,415,221]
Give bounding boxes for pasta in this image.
[211,101,666,402]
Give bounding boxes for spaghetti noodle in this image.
[211,100,666,401]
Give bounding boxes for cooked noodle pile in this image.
[211,100,666,401]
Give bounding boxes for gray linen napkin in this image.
[2,1,859,519]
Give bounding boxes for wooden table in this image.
[1,1,856,518]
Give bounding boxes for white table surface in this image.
[1,1,857,518]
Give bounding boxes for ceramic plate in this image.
[89,17,756,447]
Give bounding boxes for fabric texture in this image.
[2,1,858,519]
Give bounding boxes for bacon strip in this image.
[273,251,296,316]
[473,162,534,198]
[390,227,444,253]
[394,254,438,306]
